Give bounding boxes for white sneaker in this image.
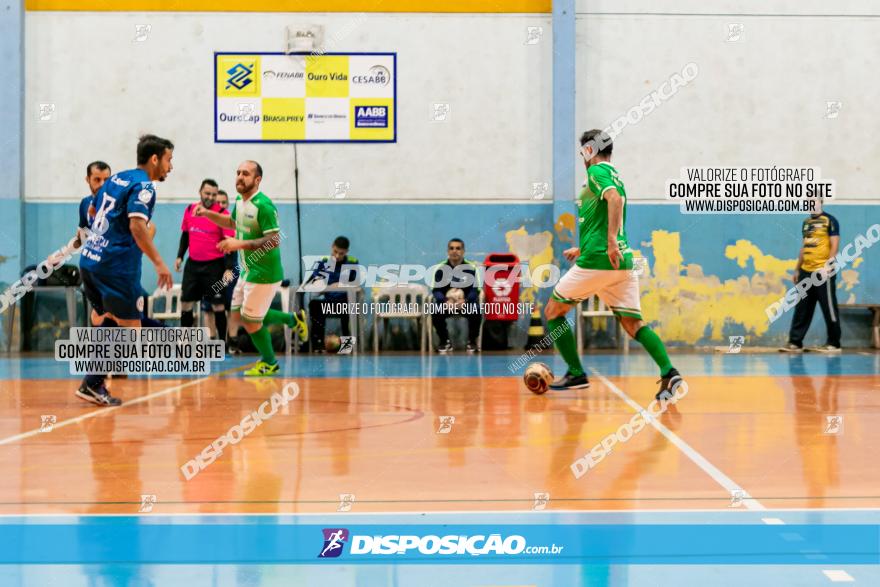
[810,344,842,354]
[778,343,803,353]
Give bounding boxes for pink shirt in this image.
[181,202,235,262]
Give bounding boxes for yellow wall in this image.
[27,0,550,12]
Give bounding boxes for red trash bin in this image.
[483,253,521,321]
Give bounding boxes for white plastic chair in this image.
[292,283,365,355]
[575,295,628,354]
[428,289,485,351]
[147,284,199,324]
[372,284,430,353]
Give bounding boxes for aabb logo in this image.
[318,528,349,558]
[354,105,388,128]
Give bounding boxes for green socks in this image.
[635,326,673,376]
[263,309,294,327]
[547,316,585,376]
[248,326,276,365]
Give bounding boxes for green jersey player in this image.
[196,160,307,376]
[544,130,684,400]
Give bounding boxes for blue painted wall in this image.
[21,201,880,348]
[0,0,23,285]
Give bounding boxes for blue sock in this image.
[82,320,116,389]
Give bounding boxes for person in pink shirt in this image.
[175,179,235,340]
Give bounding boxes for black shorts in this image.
[81,268,144,320]
[182,258,227,307]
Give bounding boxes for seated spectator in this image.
[305,236,359,352]
[430,238,482,353]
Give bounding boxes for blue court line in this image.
[0,353,876,380]
[1,512,878,565]
[3,516,878,587]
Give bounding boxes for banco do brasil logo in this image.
[226,62,255,91]
[318,528,349,558]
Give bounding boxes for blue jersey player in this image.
[67,160,160,331]
[76,135,175,406]
[69,161,111,249]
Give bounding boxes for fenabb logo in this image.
[263,69,303,80]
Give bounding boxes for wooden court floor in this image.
[0,352,877,515]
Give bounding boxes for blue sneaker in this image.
[76,382,122,407]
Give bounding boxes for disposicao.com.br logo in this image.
[317,529,563,558]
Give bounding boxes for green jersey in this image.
[575,161,633,271]
[231,191,284,283]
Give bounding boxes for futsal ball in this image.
[524,362,554,395]
[446,288,465,305]
[325,334,342,353]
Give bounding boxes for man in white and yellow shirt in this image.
[780,199,841,353]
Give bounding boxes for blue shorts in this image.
[81,268,144,320]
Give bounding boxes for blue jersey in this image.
[78,195,93,229]
[80,168,156,278]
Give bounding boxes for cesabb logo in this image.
[352,65,390,86]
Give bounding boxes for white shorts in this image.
[552,266,642,319]
[231,280,282,322]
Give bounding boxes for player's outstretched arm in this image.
[131,216,173,289]
[193,203,235,229]
[175,231,188,272]
[217,231,282,254]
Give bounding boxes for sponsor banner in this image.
[215,52,396,143]
[0,521,876,564]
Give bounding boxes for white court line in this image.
[590,368,766,511]
[0,368,243,447]
[822,570,856,582]
[0,507,877,518]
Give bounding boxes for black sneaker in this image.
[655,368,684,402]
[76,382,122,407]
[437,340,453,353]
[466,342,480,354]
[549,371,590,391]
